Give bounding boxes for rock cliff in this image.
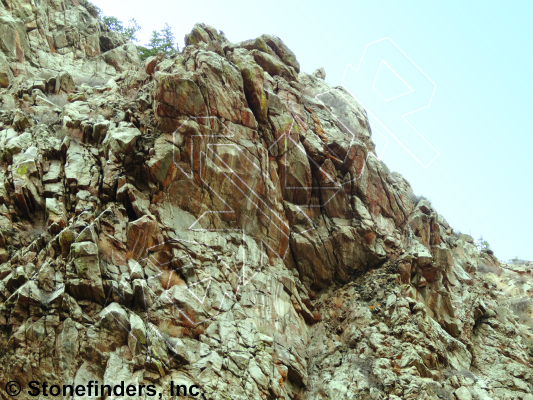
[1,3,533,399]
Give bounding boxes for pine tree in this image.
[102,16,123,32]
[100,15,140,43]
[476,235,490,251]
[160,23,178,55]
[124,19,141,43]
[137,23,178,61]
[99,12,177,61]
[137,30,162,60]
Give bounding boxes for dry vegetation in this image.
[74,75,109,87]
[443,367,476,381]
[33,108,61,126]
[353,357,383,390]
[409,192,431,205]
[510,297,532,324]
[55,127,83,142]
[477,263,503,276]
[97,106,114,120]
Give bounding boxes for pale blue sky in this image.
[91,0,533,261]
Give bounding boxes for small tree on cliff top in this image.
[123,19,141,42]
[95,9,178,60]
[100,14,141,43]
[138,23,178,61]
[476,235,491,251]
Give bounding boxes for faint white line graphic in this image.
[341,37,439,167]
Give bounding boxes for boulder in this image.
[102,42,141,72]
[312,67,326,80]
[69,241,105,303]
[251,50,296,82]
[62,101,90,127]
[152,73,207,131]
[99,31,126,52]
[46,198,67,232]
[0,52,13,88]
[64,141,98,189]
[56,71,76,94]
[102,124,142,158]
[231,50,268,123]
[261,34,300,72]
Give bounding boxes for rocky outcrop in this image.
[1,9,533,400]
[0,0,139,94]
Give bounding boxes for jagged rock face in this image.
[1,10,533,400]
[0,0,139,92]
